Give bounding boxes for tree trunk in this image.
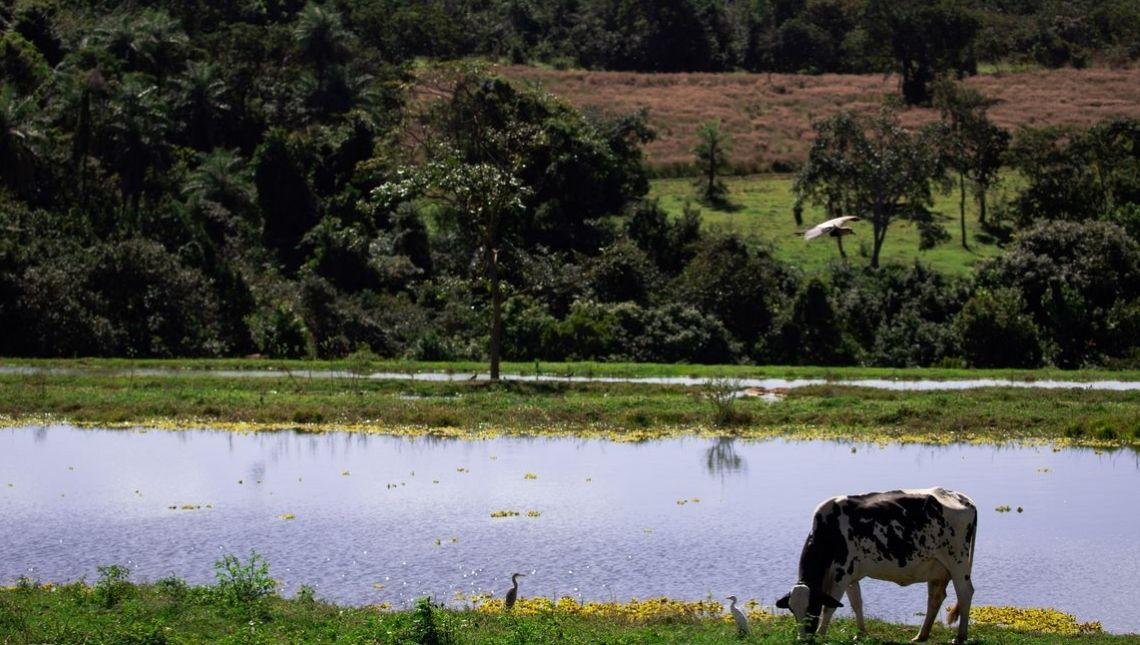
[489,247,502,382]
[705,141,716,201]
[959,171,969,250]
[870,220,886,269]
[977,185,988,227]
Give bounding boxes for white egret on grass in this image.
[726,595,749,636]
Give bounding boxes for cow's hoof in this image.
[910,636,929,643]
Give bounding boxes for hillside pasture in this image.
[648,174,1009,275]
[501,66,1140,173]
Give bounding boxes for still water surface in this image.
[1,425,1137,633]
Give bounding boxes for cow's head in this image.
[775,583,843,637]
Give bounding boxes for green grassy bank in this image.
[2,364,1139,447]
[0,579,1125,644]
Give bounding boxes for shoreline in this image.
[2,416,1136,451]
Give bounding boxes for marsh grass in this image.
[2,368,1140,448]
[703,378,750,427]
[9,357,1140,382]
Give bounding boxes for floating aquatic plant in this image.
[972,605,1102,635]
[279,513,296,520]
[490,510,520,518]
[523,473,538,480]
[995,505,1011,512]
[526,510,542,517]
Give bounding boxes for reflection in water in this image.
[704,437,746,477]
[0,425,1138,634]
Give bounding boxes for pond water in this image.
[1,425,1138,633]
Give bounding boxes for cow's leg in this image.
[847,580,866,635]
[817,601,838,637]
[912,578,948,642]
[950,573,974,644]
[817,579,849,638]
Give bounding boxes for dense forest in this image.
[1,0,1139,369]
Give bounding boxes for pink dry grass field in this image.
[499,65,1140,173]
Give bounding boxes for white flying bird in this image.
[803,215,860,241]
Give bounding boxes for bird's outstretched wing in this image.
[803,215,860,240]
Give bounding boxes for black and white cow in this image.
[776,487,977,643]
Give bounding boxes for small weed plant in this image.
[411,596,449,645]
[93,565,134,608]
[296,585,316,604]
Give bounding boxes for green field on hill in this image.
[649,175,1013,276]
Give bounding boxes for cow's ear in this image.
[820,592,843,609]
[775,594,790,609]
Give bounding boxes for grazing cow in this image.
[776,487,977,643]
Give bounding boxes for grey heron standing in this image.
[504,572,526,610]
[803,215,860,260]
[726,595,749,637]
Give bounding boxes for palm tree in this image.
[88,14,141,68]
[0,84,44,198]
[175,61,228,150]
[183,149,254,212]
[184,149,256,242]
[294,3,352,84]
[133,10,188,83]
[58,67,110,205]
[88,10,187,83]
[294,3,358,119]
[101,74,172,218]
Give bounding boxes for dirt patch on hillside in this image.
[498,66,1140,173]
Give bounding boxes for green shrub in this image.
[212,551,275,607]
[154,576,188,602]
[954,288,1044,368]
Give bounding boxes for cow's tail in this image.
[946,603,960,626]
